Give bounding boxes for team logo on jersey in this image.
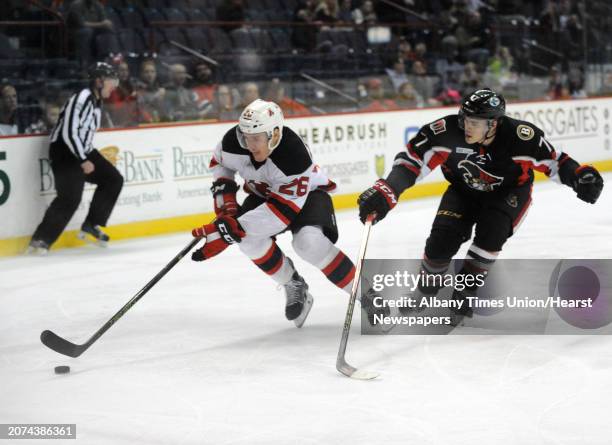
[375,155,385,178]
[458,153,504,192]
[517,125,535,141]
[429,119,447,135]
[247,180,271,196]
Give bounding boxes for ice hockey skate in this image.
[283,265,314,328]
[360,287,391,328]
[25,239,49,255]
[78,221,110,247]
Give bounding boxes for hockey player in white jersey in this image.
[190,99,386,327]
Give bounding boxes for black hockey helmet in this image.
[88,62,118,81]
[458,88,505,129]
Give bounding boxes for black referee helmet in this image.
[88,62,118,81]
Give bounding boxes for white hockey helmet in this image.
[237,99,284,151]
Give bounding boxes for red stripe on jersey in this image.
[406,142,421,159]
[322,252,345,276]
[266,202,291,225]
[401,163,420,176]
[317,180,337,193]
[426,151,449,171]
[269,192,301,213]
[514,160,532,185]
[558,153,571,166]
[209,156,219,168]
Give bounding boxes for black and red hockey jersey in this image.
[388,114,581,195]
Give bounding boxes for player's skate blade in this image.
[293,291,313,328]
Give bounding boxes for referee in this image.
[28,62,124,254]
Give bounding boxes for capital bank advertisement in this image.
[1,98,611,242]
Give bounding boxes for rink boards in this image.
[1,97,611,256]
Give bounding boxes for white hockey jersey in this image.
[209,125,336,239]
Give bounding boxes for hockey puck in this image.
[54,366,70,374]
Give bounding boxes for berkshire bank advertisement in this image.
[0,98,610,240]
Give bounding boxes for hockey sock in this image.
[418,255,450,295]
[251,241,295,285]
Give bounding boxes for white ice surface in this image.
[1,174,612,445]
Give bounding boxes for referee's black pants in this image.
[32,142,124,246]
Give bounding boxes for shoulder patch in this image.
[516,124,535,141]
[430,119,447,135]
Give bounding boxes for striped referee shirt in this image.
[50,88,101,161]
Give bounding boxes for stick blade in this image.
[40,330,82,358]
[336,358,379,380]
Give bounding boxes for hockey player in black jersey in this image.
[358,88,604,321]
[190,99,388,327]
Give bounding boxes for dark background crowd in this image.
[1,0,611,135]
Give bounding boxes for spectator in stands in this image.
[547,66,564,100]
[454,10,492,66]
[105,61,139,127]
[560,13,584,61]
[385,59,409,92]
[568,67,587,98]
[430,85,461,106]
[209,84,241,121]
[240,82,260,107]
[135,60,167,123]
[25,102,60,135]
[487,46,514,84]
[435,41,463,91]
[458,62,481,95]
[0,84,30,134]
[360,78,400,112]
[191,61,217,114]
[293,0,319,51]
[413,42,429,70]
[164,63,200,122]
[315,0,339,23]
[338,0,361,24]
[396,81,424,109]
[358,0,377,25]
[409,59,435,102]
[266,78,311,116]
[397,37,415,63]
[66,0,114,66]
[216,0,245,33]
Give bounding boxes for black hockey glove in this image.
[358,179,398,224]
[573,166,603,204]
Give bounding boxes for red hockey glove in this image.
[573,165,603,204]
[191,216,246,261]
[357,179,398,224]
[211,178,240,216]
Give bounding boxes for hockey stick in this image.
[40,237,201,358]
[336,213,379,380]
